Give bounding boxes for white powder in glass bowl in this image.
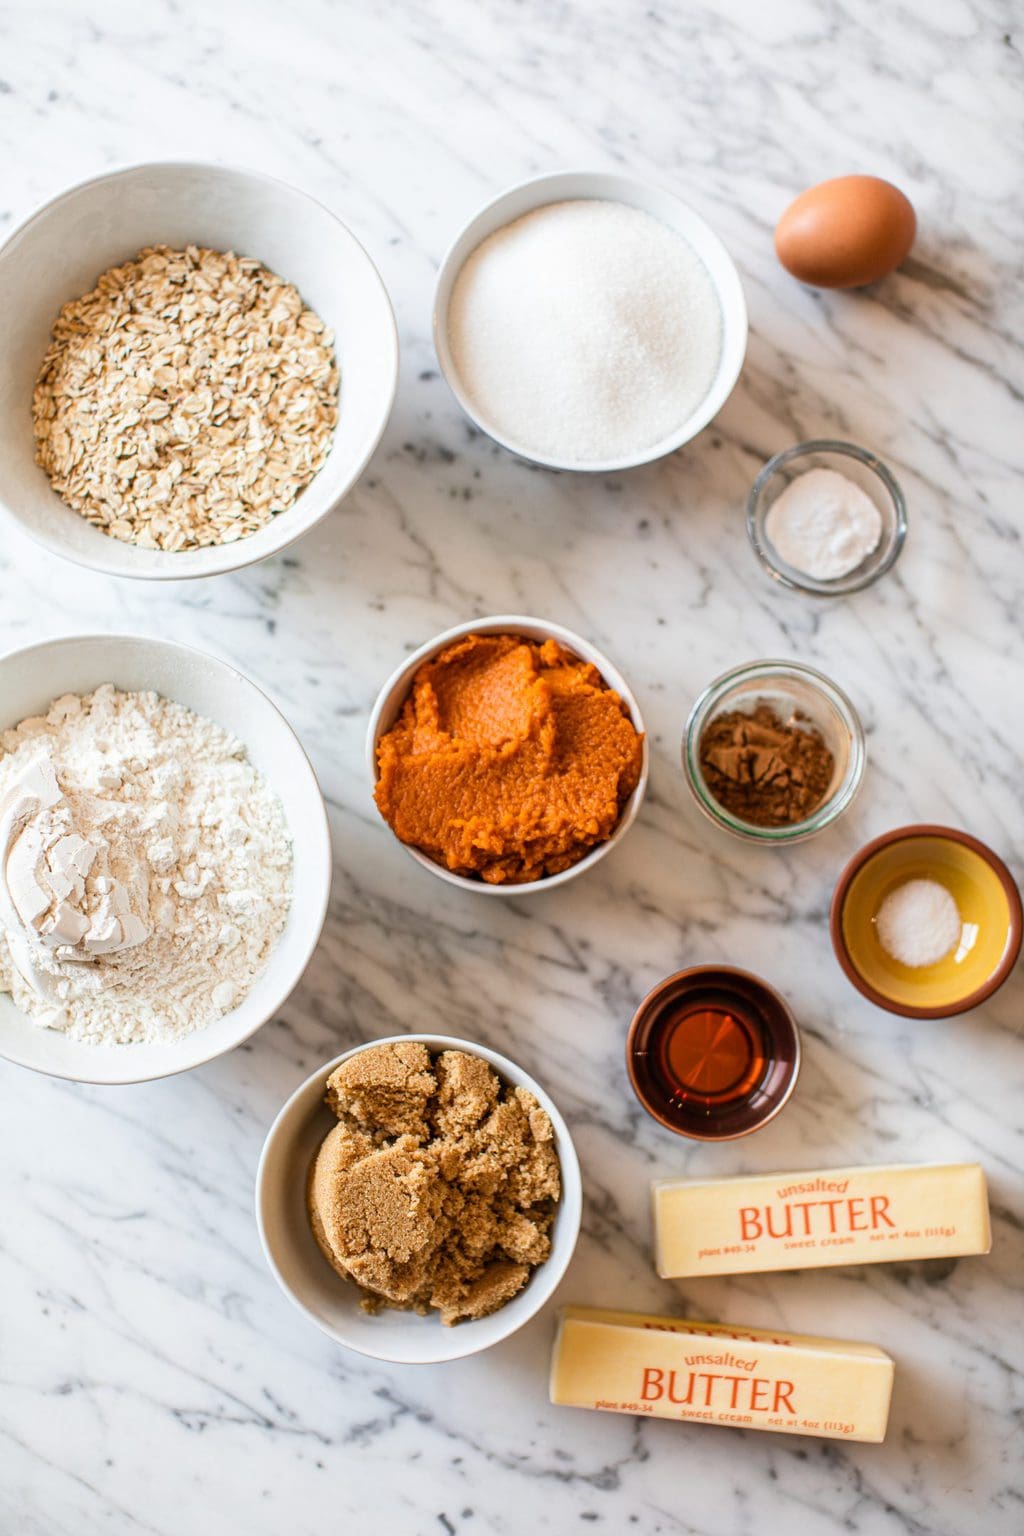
[447,200,723,465]
[764,467,883,581]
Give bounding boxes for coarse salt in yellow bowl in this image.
[831,826,1022,1018]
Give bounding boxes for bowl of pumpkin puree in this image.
[367,616,648,892]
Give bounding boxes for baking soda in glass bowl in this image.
[446,199,723,467]
[764,467,883,581]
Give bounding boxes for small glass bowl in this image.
[747,440,907,597]
[683,660,866,844]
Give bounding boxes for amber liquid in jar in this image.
[628,969,799,1138]
[658,998,768,1110]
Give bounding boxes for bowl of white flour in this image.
[433,170,747,472]
[0,634,331,1083]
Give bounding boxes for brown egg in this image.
[775,175,916,289]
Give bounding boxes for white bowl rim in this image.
[0,158,399,582]
[255,1032,584,1363]
[432,167,748,473]
[365,613,650,895]
[0,630,332,1084]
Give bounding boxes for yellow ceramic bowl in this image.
[831,826,1022,1018]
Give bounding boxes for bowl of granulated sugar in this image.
[433,171,747,472]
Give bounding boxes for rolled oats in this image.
[32,245,339,551]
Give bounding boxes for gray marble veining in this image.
[0,1,1021,1532]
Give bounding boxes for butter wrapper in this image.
[654,1161,991,1279]
[550,1306,894,1443]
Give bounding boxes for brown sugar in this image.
[325,1037,436,1138]
[308,1042,561,1325]
[373,633,644,884]
[698,704,835,827]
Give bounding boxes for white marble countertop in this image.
[1,2,1022,1532]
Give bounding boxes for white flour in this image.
[447,199,723,464]
[0,685,292,1044]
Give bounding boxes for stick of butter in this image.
[550,1307,894,1442]
[654,1161,991,1279]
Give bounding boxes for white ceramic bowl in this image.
[366,615,649,894]
[0,634,331,1083]
[433,169,748,472]
[0,162,398,579]
[256,1033,582,1363]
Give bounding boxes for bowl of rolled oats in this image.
[0,162,398,578]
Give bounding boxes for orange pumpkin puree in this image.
[374,634,644,885]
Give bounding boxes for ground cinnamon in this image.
[698,704,834,827]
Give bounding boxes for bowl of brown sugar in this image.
[683,660,865,844]
[256,1035,582,1363]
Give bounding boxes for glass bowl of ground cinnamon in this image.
[683,660,865,843]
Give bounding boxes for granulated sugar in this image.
[447,199,723,465]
